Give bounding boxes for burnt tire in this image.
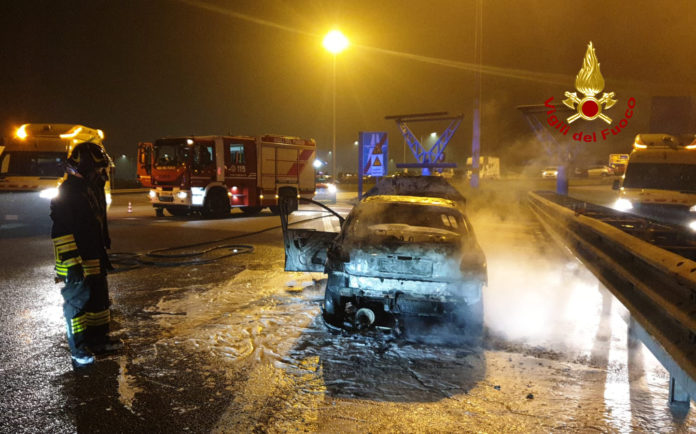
[203,189,230,219]
[240,206,262,215]
[322,284,344,329]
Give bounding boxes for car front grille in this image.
[395,296,443,314]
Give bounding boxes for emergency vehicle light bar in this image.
[633,133,696,149]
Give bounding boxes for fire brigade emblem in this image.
[563,42,617,124]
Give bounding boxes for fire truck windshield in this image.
[623,162,696,192]
[154,140,188,167]
[0,151,65,178]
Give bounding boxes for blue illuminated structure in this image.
[517,104,574,195]
[385,112,463,176]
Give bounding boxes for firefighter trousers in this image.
[61,274,111,353]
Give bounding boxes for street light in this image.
[323,29,349,179]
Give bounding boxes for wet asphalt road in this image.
[1,179,694,432]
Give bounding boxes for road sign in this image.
[358,131,388,199]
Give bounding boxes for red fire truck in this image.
[137,134,316,217]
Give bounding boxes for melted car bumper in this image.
[324,271,483,329]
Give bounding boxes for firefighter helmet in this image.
[66,142,109,176]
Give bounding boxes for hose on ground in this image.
[108,212,336,273]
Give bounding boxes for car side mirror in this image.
[612,179,620,190]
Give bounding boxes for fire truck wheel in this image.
[203,189,231,218]
[240,207,262,215]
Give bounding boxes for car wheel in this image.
[240,206,262,215]
[203,189,230,218]
[166,207,188,217]
[322,283,344,329]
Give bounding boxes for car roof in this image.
[363,175,466,204]
[361,194,459,209]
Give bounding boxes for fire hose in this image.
[107,212,335,273]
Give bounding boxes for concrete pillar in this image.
[669,375,691,405]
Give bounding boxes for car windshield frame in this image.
[153,139,190,168]
[344,200,470,242]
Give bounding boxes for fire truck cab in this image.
[613,133,696,230]
[139,134,316,218]
[0,123,112,227]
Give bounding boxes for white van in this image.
[0,124,112,228]
[613,133,696,230]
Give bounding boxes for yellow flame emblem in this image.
[563,42,617,124]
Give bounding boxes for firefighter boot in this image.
[65,313,94,368]
[71,348,95,369]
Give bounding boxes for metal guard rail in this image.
[528,191,696,396]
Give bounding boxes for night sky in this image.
[1,0,694,177]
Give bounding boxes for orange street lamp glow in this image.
[323,30,349,54]
[15,124,28,139]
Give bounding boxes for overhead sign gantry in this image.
[385,112,463,176]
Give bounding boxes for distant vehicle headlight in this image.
[613,198,633,212]
[39,187,59,199]
[327,184,337,194]
[690,204,696,213]
[149,190,156,198]
[689,221,696,231]
[177,191,188,199]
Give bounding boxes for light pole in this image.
[323,29,348,179]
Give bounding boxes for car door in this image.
[136,142,153,187]
[283,229,337,272]
[278,186,337,272]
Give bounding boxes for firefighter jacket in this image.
[50,174,111,280]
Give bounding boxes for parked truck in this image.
[0,123,112,226]
[613,133,696,230]
[138,134,317,217]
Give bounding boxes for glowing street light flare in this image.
[323,30,349,54]
[15,124,28,139]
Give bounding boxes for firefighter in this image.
[50,142,121,368]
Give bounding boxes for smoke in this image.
[462,179,608,358]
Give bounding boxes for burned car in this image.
[279,177,487,337]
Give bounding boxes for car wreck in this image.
[279,177,487,338]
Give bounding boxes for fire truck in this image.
[613,133,696,230]
[0,123,112,227]
[138,134,317,217]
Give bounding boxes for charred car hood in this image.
[338,226,478,282]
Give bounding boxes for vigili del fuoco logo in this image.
[544,42,636,142]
